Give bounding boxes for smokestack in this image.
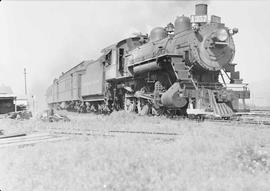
[195,4,208,15]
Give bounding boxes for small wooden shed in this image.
[0,85,16,114]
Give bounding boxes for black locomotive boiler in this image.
[46,4,250,118]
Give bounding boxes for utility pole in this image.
[24,68,27,95]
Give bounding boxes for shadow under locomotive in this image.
[46,4,250,119]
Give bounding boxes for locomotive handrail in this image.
[129,54,182,66]
[196,82,249,90]
[197,82,249,85]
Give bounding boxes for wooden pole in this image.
[24,68,27,95]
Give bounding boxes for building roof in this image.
[0,85,16,99]
[0,85,13,94]
[0,94,16,98]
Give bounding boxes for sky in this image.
[0,0,270,109]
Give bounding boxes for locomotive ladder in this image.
[170,57,197,89]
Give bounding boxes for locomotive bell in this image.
[149,27,168,42]
[165,22,174,34]
[174,15,191,34]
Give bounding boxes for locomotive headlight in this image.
[216,29,228,41]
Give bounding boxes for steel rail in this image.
[51,129,180,137]
[0,133,68,148]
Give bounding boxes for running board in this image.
[208,90,234,117]
[188,89,234,118]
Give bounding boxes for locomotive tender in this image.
[46,4,250,117]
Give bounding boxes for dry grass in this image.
[0,111,270,191]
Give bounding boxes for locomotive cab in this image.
[103,37,146,80]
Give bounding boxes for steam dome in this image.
[174,15,191,34]
[150,27,168,42]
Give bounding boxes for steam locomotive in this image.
[46,4,250,118]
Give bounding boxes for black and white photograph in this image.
[0,0,270,190]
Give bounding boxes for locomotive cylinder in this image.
[161,82,187,108]
[195,4,208,15]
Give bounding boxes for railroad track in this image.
[194,118,270,126]
[215,116,270,126]
[176,112,270,126]
[0,133,68,148]
[0,128,180,149]
[50,129,180,137]
[1,116,268,149]
[2,110,267,149]
[45,112,270,138]
[47,119,270,139]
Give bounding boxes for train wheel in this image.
[140,105,149,116]
[124,97,136,113]
[151,106,165,116]
[137,99,149,116]
[98,103,110,114]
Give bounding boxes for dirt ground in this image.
[0,111,270,191]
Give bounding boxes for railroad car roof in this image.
[59,60,93,79]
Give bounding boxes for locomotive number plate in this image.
[190,15,208,23]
